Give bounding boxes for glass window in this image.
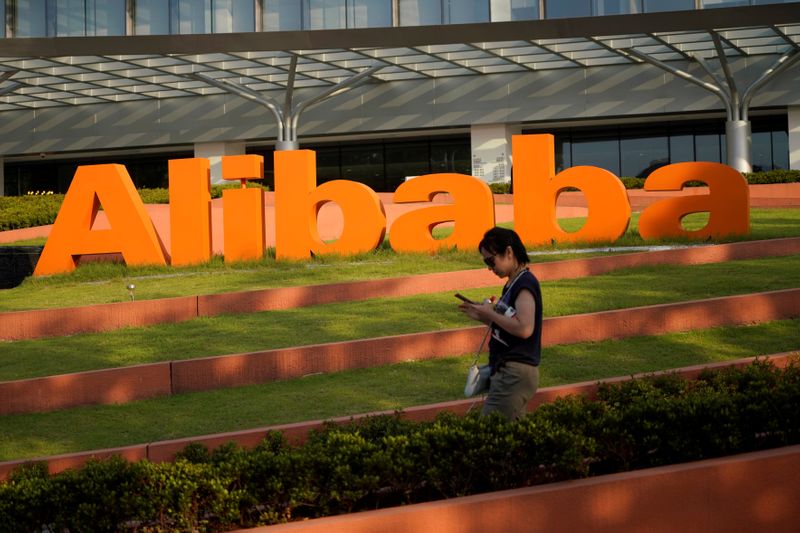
[695,133,721,163]
[620,135,668,178]
[510,0,540,20]
[751,131,773,172]
[753,0,800,4]
[545,0,591,18]
[0,2,4,37]
[430,138,471,174]
[592,0,641,15]
[348,0,392,28]
[571,137,620,175]
[701,0,750,8]
[555,137,571,172]
[88,0,126,36]
[342,144,385,190]
[444,0,489,23]
[669,134,694,163]
[173,0,211,34]
[399,0,442,25]
[213,0,254,32]
[14,0,47,37]
[313,146,342,183]
[385,141,430,190]
[306,0,346,29]
[135,0,170,34]
[263,0,302,30]
[54,0,87,36]
[643,0,694,11]
[772,130,789,170]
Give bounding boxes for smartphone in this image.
[454,293,476,304]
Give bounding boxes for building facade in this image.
[0,0,798,195]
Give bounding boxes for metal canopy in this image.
[0,4,798,111]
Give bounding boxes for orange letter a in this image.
[638,162,749,240]
[512,134,631,246]
[33,164,167,276]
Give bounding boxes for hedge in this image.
[0,184,270,232]
[1,359,798,532]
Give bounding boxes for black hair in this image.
[478,227,529,265]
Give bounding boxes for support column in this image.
[726,120,752,174]
[193,142,246,184]
[470,123,520,184]
[790,106,800,171]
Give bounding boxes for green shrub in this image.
[489,182,510,194]
[2,359,798,531]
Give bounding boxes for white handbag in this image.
[464,326,492,397]
[464,363,491,397]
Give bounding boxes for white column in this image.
[193,142,246,184]
[789,106,800,171]
[470,123,520,184]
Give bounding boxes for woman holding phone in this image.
[458,227,542,420]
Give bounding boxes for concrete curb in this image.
[1,237,798,341]
[230,444,800,533]
[1,288,798,416]
[1,351,796,481]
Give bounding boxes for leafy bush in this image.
[0,184,271,231]
[489,182,511,194]
[1,359,798,532]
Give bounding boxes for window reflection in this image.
[545,0,591,18]
[348,0,392,28]
[445,0,489,23]
[263,0,302,30]
[701,0,750,7]
[695,133,722,163]
[669,134,694,163]
[306,0,346,29]
[572,137,620,175]
[135,0,170,34]
[213,0,255,32]
[399,0,442,25]
[643,0,693,11]
[592,0,642,15]
[772,131,789,169]
[621,135,668,177]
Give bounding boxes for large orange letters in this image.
[274,149,386,260]
[513,134,631,246]
[221,155,267,262]
[168,158,212,266]
[638,162,750,240]
[389,173,495,253]
[34,164,167,275]
[31,135,751,276]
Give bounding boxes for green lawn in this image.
[0,318,796,461]
[0,208,797,311]
[0,255,797,381]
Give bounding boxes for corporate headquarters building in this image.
[0,0,798,196]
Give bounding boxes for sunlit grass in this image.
[0,254,797,381]
[0,208,797,311]
[0,318,796,461]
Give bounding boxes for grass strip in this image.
[1,208,797,311]
[0,255,798,381]
[0,318,797,462]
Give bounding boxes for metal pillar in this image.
[625,36,800,173]
[190,57,383,151]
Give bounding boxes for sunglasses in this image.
[482,253,498,268]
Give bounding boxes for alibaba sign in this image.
[32,134,749,276]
